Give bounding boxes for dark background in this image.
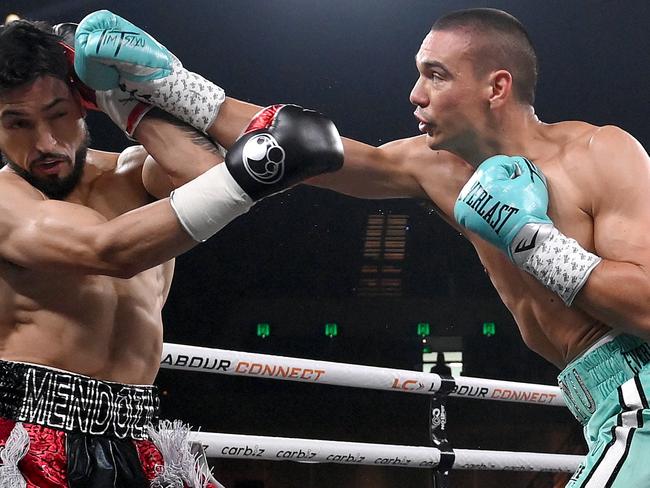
[3,1,649,487]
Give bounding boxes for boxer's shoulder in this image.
[544,121,636,156]
[86,147,153,213]
[542,120,599,148]
[584,124,642,158]
[539,121,640,178]
[540,122,648,212]
[85,146,147,175]
[115,145,149,175]
[565,123,644,175]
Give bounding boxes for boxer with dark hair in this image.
[0,19,342,487]
[83,8,650,486]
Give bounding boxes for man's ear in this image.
[488,69,513,108]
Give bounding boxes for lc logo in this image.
[391,378,425,391]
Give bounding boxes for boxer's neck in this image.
[463,104,542,166]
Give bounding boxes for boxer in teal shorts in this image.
[559,334,650,487]
[453,152,650,487]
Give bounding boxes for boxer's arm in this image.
[209,98,464,203]
[0,103,343,274]
[72,12,461,204]
[0,178,195,277]
[571,126,650,334]
[135,113,224,198]
[111,120,222,200]
[208,97,263,149]
[308,136,457,202]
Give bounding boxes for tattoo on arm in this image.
[146,108,224,157]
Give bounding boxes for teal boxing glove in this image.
[54,22,153,137]
[75,10,225,133]
[454,154,551,262]
[454,155,601,305]
[73,10,172,90]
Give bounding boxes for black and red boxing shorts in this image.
[0,359,164,487]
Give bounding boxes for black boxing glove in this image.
[169,104,344,241]
[225,104,344,199]
[226,105,343,200]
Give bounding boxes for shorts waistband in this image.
[0,360,159,439]
[558,334,650,424]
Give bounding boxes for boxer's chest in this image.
[84,170,153,221]
[536,157,596,253]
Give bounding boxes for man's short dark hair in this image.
[433,8,538,105]
[0,20,68,95]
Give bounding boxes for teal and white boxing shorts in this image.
[559,333,650,487]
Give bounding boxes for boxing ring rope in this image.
[161,343,582,475]
[160,342,564,406]
[190,432,583,473]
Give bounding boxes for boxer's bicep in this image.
[0,182,190,277]
[575,127,650,331]
[0,185,110,272]
[590,126,650,265]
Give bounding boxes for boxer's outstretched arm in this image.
[309,137,472,213]
[570,127,650,335]
[72,10,468,206]
[208,97,262,149]
[208,97,472,207]
[209,98,430,198]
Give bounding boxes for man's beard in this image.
[2,131,91,200]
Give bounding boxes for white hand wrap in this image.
[170,164,253,242]
[122,57,225,134]
[519,225,601,305]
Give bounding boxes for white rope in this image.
[161,343,565,406]
[190,432,582,473]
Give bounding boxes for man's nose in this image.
[409,77,428,107]
[34,122,58,153]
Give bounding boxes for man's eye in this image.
[9,120,29,129]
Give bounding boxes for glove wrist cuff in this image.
[518,226,601,305]
[123,58,226,134]
[94,90,154,138]
[509,222,554,266]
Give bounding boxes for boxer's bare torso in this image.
[0,75,223,386]
[354,119,644,368]
[211,95,642,369]
[0,149,173,384]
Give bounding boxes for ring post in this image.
[431,373,456,487]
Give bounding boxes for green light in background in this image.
[257,323,270,338]
[482,321,496,337]
[325,323,338,338]
[417,322,430,337]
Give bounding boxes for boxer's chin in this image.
[424,131,448,151]
[2,134,90,200]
